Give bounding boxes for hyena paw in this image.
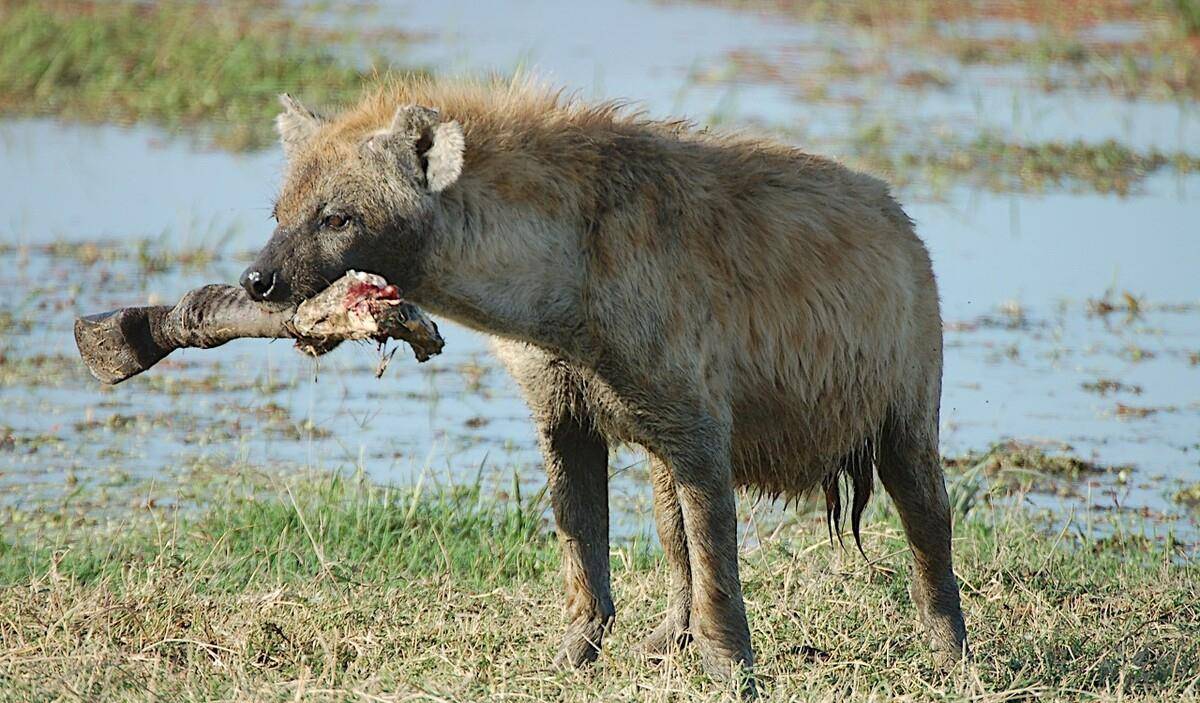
[926,626,969,671]
[695,637,757,699]
[638,615,691,658]
[909,578,968,668]
[552,610,614,669]
[695,635,755,680]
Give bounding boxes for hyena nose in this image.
[240,267,278,302]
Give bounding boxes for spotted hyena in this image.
[242,76,968,683]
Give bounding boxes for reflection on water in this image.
[0,119,280,250]
[2,0,1197,539]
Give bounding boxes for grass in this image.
[0,470,1196,701]
[0,471,557,591]
[944,440,1130,498]
[1175,481,1200,509]
[696,0,1200,101]
[850,130,1200,196]
[696,0,1158,27]
[0,0,385,150]
[1081,378,1144,396]
[1173,0,1200,36]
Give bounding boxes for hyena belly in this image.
[723,231,938,500]
[728,381,890,499]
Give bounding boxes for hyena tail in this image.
[822,439,876,557]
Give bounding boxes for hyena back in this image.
[244,76,968,683]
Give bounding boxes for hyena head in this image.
[241,94,465,304]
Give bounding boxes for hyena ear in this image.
[375,105,465,193]
[421,120,465,193]
[276,94,323,161]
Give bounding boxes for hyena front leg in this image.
[500,343,615,668]
[515,361,613,668]
[639,455,693,656]
[540,410,614,668]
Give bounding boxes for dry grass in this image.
[0,471,1196,702]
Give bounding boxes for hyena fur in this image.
[242,76,969,681]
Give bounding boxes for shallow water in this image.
[1,0,1197,541]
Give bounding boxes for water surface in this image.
[2,0,1197,541]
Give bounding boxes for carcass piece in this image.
[74,271,443,385]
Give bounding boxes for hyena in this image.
[242,76,968,681]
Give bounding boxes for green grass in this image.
[0,471,1196,701]
[1172,0,1200,36]
[697,0,1200,101]
[943,440,1131,499]
[0,0,383,150]
[851,130,1200,196]
[1175,481,1200,509]
[0,471,557,591]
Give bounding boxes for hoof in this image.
[552,613,613,669]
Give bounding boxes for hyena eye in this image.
[323,214,350,230]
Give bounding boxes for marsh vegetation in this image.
[0,0,381,149]
[1,0,1198,700]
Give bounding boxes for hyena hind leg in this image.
[877,417,968,666]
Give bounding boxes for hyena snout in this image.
[239,266,281,302]
[238,266,276,299]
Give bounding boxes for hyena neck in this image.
[410,186,588,355]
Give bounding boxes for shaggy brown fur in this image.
[243,75,968,687]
